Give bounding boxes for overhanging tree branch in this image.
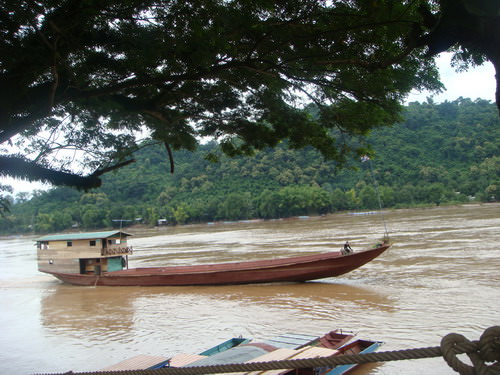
[0,156,135,190]
[1,0,497,191]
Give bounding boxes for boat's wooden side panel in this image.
[39,238,103,257]
[38,256,113,275]
[38,256,80,274]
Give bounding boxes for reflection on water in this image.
[40,282,395,337]
[0,204,499,375]
[40,286,136,341]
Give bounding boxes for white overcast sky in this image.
[2,53,497,195]
[407,52,496,103]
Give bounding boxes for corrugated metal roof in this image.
[36,230,132,242]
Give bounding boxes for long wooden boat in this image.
[36,231,390,286]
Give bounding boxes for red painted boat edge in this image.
[45,245,390,286]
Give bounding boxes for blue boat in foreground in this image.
[103,329,382,375]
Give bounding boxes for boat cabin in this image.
[36,231,132,275]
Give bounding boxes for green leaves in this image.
[2,0,476,189]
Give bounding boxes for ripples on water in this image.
[0,204,498,375]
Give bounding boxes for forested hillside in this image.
[1,98,498,234]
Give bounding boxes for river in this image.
[0,204,498,375]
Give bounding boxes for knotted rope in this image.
[35,326,500,375]
[441,326,500,375]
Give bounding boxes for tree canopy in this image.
[0,0,499,190]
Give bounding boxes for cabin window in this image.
[39,241,49,250]
[89,240,96,246]
[67,241,73,247]
[108,239,120,245]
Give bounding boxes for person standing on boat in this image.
[342,241,353,255]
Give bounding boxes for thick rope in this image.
[441,326,500,375]
[34,326,500,375]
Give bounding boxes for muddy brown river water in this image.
[0,204,498,375]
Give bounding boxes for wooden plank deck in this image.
[101,355,168,371]
[222,346,339,375]
[169,353,208,367]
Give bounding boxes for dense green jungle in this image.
[1,98,499,234]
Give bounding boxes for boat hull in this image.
[47,245,390,286]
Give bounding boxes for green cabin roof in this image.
[36,230,132,242]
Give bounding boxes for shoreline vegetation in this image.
[1,99,499,235]
[0,202,495,241]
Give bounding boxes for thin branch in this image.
[164,142,174,174]
[48,39,60,110]
[92,159,135,177]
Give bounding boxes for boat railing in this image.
[101,246,133,256]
